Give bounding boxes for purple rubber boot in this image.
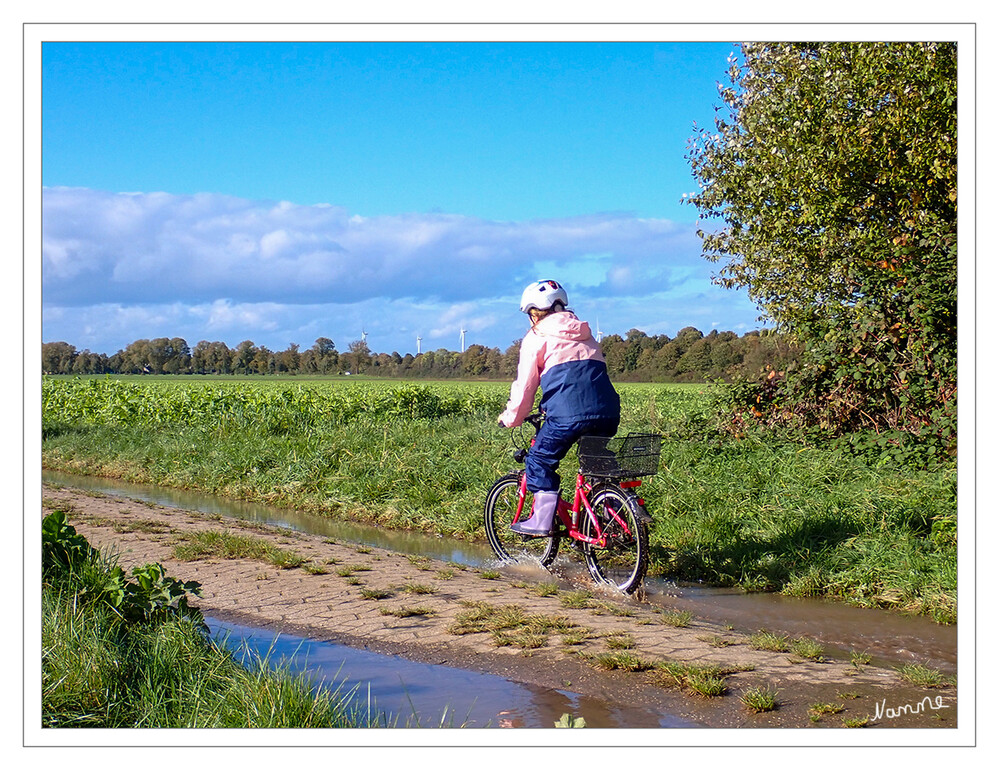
[510,490,558,536]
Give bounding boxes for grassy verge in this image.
[42,509,378,728]
[650,429,956,621]
[41,376,957,622]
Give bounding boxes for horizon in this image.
[43,317,772,360]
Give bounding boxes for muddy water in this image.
[209,617,698,728]
[42,470,956,676]
[645,584,956,674]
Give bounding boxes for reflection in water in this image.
[43,469,493,566]
[44,470,956,674]
[209,618,696,728]
[643,584,957,674]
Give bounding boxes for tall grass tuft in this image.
[42,513,378,728]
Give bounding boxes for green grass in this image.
[651,660,730,697]
[559,590,594,609]
[528,582,561,597]
[748,630,826,661]
[43,531,378,728]
[589,651,655,672]
[359,588,393,600]
[659,608,693,627]
[809,702,845,721]
[172,530,305,569]
[604,632,636,650]
[790,637,826,661]
[897,663,953,688]
[42,376,957,621]
[749,630,791,652]
[447,601,576,645]
[741,686,780,713]
[380,606,435,618]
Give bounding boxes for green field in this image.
[41,375,957,622]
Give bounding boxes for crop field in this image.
[41,375,957,621]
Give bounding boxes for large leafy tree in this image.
[686,42,957,456]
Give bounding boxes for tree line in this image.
[41,326,796,383]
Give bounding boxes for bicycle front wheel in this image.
[579,483,649,594]
[484,472,560,567]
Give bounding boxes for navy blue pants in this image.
[525,416,619,493]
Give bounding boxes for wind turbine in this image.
[416,335,422,355]
[459,325,467,353]
[361,328,368,344]
[595,318,604,343]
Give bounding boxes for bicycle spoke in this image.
[579,484,648,593]
[484,473,560,567]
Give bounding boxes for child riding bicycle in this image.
[497,280,621,536]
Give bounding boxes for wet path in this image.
[41,476,959,731]
[43,469,956,675]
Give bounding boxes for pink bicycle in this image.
[484,413,661,594]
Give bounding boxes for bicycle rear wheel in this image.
[484,472,560,567]
[579,483,648,594]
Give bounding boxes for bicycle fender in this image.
[595,482,652,524]
[618,486,653,524]
[633,502,653,524]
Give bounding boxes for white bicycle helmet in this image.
[519,280,569,313]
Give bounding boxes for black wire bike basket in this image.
[577,433,662,478]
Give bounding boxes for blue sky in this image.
[41,39,766,357]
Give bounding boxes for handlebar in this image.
[498,412,544,432]
[503,412,544,464]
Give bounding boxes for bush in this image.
[686,43,957,462]
[43,509,206,629]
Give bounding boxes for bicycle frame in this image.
[513,466,640,548]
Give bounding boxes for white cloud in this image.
[259,229,292,259]
[42,187,702,305]
[40,186,762,354]
[197,299,282,333]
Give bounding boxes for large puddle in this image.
[43,469,957,678]
[209,617,698,728]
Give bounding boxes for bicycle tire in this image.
[579,483,649,594]
[483,472,560,567]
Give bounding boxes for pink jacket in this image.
[499,312,617,428]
